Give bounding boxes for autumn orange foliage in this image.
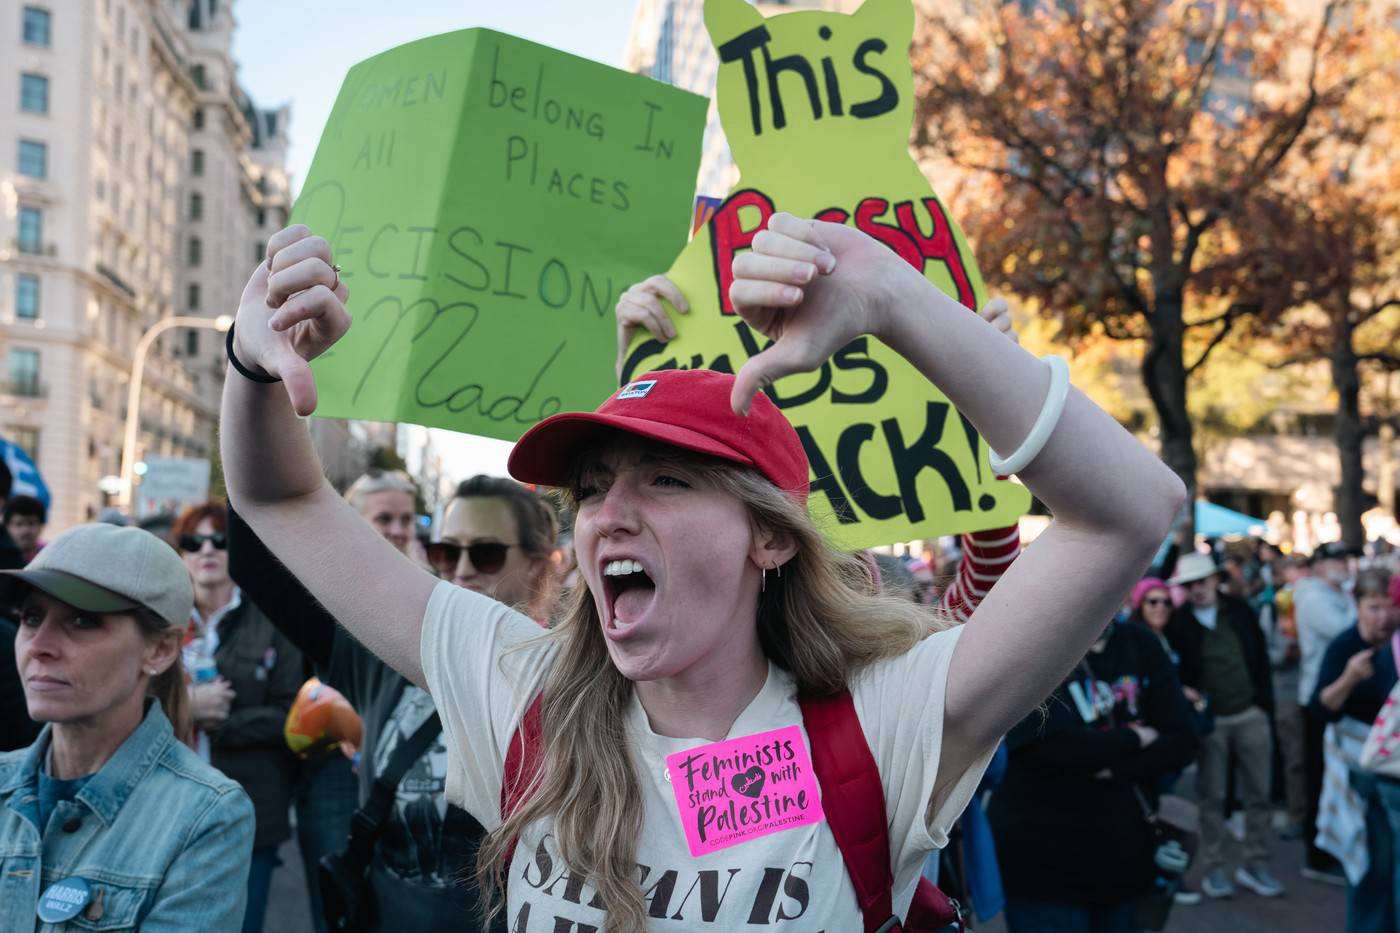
[911,0,1388,516]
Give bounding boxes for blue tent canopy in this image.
[1195,500,1269,538]
[1150,501,1270,572]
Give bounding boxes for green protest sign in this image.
[295,29,707,438]
[620,0,1032,550]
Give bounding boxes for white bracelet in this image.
[988,354,1070,476]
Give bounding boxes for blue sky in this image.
[232,0,640,193]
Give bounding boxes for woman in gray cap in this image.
[0,522,255,931]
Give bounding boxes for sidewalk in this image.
[265,839,314,933]
[975,816,1346,933]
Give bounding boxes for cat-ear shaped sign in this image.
[704,0,765,46]
[854,0,914,50]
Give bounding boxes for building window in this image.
[17,206,43,253]
[189,191,203,220]
[253,240,265,263]
[8,348,41,397]
[192,107,204,130]
[15,275,40,320]
[191,64,207,89]
[22,6,51,45]
[186,331,199,356]
[7,426,39,459]
[187,236,202,266]
[187,282,200,310]
[191,148,204,176]
[20,73,49,114]
[17,139,47,178]
[256,208,266,227]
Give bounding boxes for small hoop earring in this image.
[761,566,768,593]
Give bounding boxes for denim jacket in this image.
[0,700,254,931]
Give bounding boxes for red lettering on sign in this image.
[853,198,921,269]
[894,198,976,310]
[707,192,976,314]
[710,189,776,315]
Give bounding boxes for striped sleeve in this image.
[938,525,1021,623]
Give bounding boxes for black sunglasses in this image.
[426,541,512,575]
[1142,597,1172,607]
[178,533,227,553]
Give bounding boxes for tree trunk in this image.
[1380,419,1395,519]
[1143,287,1198,533]
[1332,307,1366,552]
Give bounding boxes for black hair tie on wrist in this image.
[225,322,282,384]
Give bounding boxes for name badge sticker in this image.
[665,725,824,857]
[37,876,91,923]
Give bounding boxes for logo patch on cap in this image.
[617,379,658,400]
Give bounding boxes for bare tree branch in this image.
[1187,303,1258,373]
[1268,352,1326,369]
[1358,298,1400,326]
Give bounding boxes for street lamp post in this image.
[118,314,233,508]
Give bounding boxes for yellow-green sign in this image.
[296,29,707,438]
[620,0,1031,549]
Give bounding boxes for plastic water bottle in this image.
[188,642,219,685]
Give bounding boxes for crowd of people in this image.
[0,212,1395,933]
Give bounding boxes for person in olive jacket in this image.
[1163,552,1280,900]
[172,502,303,933]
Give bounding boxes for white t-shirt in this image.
[420,582,996,931]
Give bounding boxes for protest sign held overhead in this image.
[621,0,1031,550]
[298,29,707,439]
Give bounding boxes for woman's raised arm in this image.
[728,213,1187,789]
[220,225,436,687]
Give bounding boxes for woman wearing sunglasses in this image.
[221,216,1184,931]
[426,474,560,623]
[226,471,556,932]
[1130,580,1176,658]
[170,502,304,933]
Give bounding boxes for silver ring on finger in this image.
[330,264,342,291]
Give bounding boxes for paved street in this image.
[265,839,315,933]
[976,822,1346,933]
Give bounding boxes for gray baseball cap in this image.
[0,523,193,629]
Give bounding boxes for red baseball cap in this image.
[507,369,810,502]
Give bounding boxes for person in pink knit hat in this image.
[1131,578,1174,637]
[1128,576,1203,710]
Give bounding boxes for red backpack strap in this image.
[799,690,963,933]
[501,694,544,862]
[799,690,896,932]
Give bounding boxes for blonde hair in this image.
[475,455,951,932]
[134,607,193,746]
[344,469,417,511]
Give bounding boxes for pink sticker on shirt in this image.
[665,725,824,857]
